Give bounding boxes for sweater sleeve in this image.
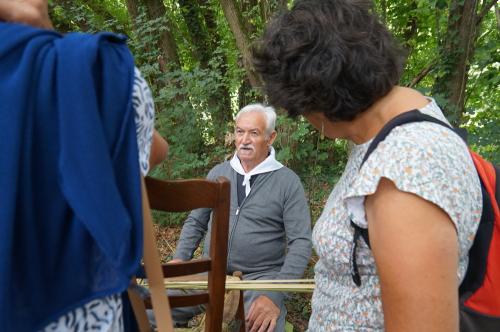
[278,173,312,279]
[266,173,312,306]
[173,166,218,260]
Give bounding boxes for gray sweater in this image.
[174,161,312,305]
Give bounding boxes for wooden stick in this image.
[138,279,316,292]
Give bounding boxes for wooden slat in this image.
[162,259,211,277]
[168,294,210,308]
[146,177,218,211]
[165,274,208,282]
[145,293,210,309]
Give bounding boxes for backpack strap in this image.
[461,154,500,315]
[351,109,458,286]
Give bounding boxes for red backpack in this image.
[350,110,500,331]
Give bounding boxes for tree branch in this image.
[278,0,288,10]
[381,0,387,24]
[142,0,180,67]
[476,0,497,26]
[495,3,500,30]
[219,0,262,88]
[407,61,436,88]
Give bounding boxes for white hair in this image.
[235,103,277,136]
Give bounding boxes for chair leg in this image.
[232,272,246,332]
[128,278,153,332]
[236,291,246,332]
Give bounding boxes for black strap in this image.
[351,109,462,286]
[496,165,500,209]
[458,178,494,296]
[350,220,369,286]
[459,164,499,296]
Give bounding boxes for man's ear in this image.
[267,131,277,146]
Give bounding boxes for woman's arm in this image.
[149,130,168,170]
[0,0,53,29]
[365,177,459,332]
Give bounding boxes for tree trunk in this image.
[178,0,211,67]
[142,0,180,67]
[219,0,262,88]
[238,78,253,110]
[402,1,418,50]
[496,3,500,30]
[432,0,479,125]
[201,0,232,136]
[380,0,387,24]
[240,0,258,36]
[199,0,221,56]
[180,0,232,143]
[277,0,288,11]
[125,0,140,24]
[432,0,496,125]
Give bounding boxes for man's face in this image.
[235,111,275,170]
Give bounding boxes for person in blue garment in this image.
[0,1,168,331]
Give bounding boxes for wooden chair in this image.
[144,176,230,332]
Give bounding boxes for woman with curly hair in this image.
[253,0,481,331]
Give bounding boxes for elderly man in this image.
[171,103,312,332]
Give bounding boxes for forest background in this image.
[49,0,498,330]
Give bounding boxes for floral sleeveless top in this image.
[308,99,482,331]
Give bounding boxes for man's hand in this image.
[167,258,183,264]
[0,0,53,29]
[246,295,280,332]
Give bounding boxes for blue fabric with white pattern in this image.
[40,68,156,332]
[0,23,143,331]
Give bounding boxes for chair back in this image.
[146,176,230,332]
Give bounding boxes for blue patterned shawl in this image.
[0,23,143,331]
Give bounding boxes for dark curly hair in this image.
[252,0,406,121]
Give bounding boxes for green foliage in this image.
[461,8,500,163]
[50,0,498,225]
[151,66,234,178]
[375,0,498,161]
[50,0,497,178]
[463,109,500,164]
[50,0,129,34]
